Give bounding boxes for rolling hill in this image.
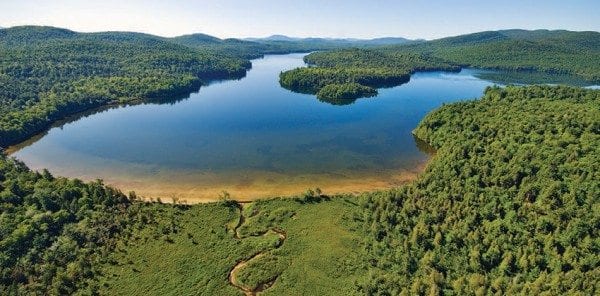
[0,26,252,148]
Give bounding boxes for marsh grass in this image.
[97,197,363,295]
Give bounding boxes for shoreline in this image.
[49,161,431,204]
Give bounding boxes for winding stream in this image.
[228,203,287,295]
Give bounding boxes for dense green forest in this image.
[2,85,598,295]
[279,30,600,101]
[359,85,600,294]
[316,83,377,105]
[0,26,253,147]
[0,154,135,294]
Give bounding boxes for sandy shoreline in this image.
[91,162,429,204]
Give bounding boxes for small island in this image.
[316,82,377,104]
[278,64,412,105]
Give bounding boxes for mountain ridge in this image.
[243,34,415,45]
[3,26,598,48]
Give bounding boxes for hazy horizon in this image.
[1,0,598,40]
[2,24,600,41]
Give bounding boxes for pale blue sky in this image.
[1,0,598,39]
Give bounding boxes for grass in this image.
[96,196,364,295]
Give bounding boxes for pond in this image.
[8,53,596,202]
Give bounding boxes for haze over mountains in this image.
[0,25,416,45]
[3,25,597,48]
[243,34,418,45]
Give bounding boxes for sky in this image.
[0,0,598,39]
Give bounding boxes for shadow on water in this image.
[311,68,598,107]
[413,134,436,155]
[307,67,464,107]
[6,72,249,154]
[317,97,359,106]
[312,79,410,106]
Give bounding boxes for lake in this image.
[8,53,595,202]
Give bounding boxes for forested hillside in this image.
[0,154,136,294]
[0,26,253,147]
[404,29,600,81]
[279,30,600,101]
[359,85,600,294]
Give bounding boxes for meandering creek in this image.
[228,202,287,295]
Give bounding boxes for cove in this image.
[8,53,593,202]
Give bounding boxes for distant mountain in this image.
[264,34,301,42]
[383,29,600,82]
[367,37,415,45]
[168,33,418,59]
[243,35,416,45]
[244,35,299,42]
[0,26,77,45]
[429,29,600,48]
[170,33,223,46]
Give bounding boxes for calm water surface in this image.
[11,53,592,201]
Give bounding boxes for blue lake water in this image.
[9,53,593,201]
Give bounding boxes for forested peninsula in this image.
[280,29,600,102]
[0,26,250,147]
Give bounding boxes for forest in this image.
[0,154,136,294]
[359,85,599,295]
[0,26,253,147]
[279,29,600,100]
[2,85,597,295]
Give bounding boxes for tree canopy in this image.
[358,85,600,295]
